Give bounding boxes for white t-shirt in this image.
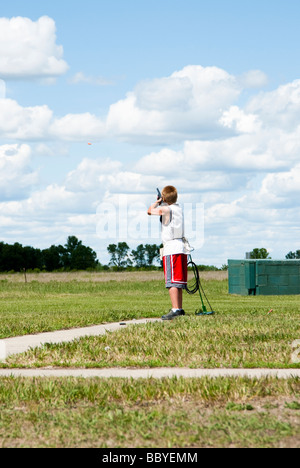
[161,203,186,256]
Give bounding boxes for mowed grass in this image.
[0,270,225,338]
[0,272,299,448]
[0,271,299,369]
[0,272,166,338]
[0,376,299,448]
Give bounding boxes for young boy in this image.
[147,185,188,320]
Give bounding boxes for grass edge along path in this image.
[2,314,299,370]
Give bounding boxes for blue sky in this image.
[1,0,300,266]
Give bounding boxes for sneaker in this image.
[161,309,185,320]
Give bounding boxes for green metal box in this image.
[228,259,300,295]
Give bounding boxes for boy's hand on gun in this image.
[148,188,163,215]
[156,188,162,205]
[148,199,161,215]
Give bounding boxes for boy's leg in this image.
[162,287,185,320]
[162,254,187,320]
[169,287,183,310]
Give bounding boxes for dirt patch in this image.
[1,270,228,283]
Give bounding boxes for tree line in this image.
[1,240,299,273]
[0,236,98,272]
[249,248,300,260]
[107,242,162,269]
[0,237,162,273]
[286,250,300,259]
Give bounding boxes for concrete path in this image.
[0,318,299,379]
[0,367,299,379]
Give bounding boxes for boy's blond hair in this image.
[162,185,178,205]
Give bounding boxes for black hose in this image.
[186,259,214,312]
[186,260,200,295]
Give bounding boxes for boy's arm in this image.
[147,199,169,216]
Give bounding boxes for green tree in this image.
[63,236,98,270]
[42,245,66,271]
[23,246,43,270]
[0,242,24,271]
[63,236,82,268]
[250,248,271,259]
[0,237,98,272]
[0,242,43,271]
[131,244,146,268]
[144,244,160,266]
[107,242,131,268]
[70,244,98,270]
[286,250,300,259]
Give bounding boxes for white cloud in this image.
[260,164,300,204]
[65,158,122,192]
[0,16,68,79]
[246,79,300,130]
[0,62,300,265]
[219,106,262,133]
[50,113,105,141]
[98,171,163,194]
[65,157,167,198]
[134,131,291,176]
[69,72,113,86]
[0,65,273,143]
[0,97,106,141]
[0,141,298,265]
[0,98,53,139]
[134,75,193,111]
[238,70,269,89]
[106,65,241,142]
[0,79,5,98]
[0,144,38,199]
[0,184,88,224]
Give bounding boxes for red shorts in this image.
[163,254,188,289]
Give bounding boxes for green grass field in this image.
[0,271,299,369]
[0,376,299,448]
[0,271,299,447]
